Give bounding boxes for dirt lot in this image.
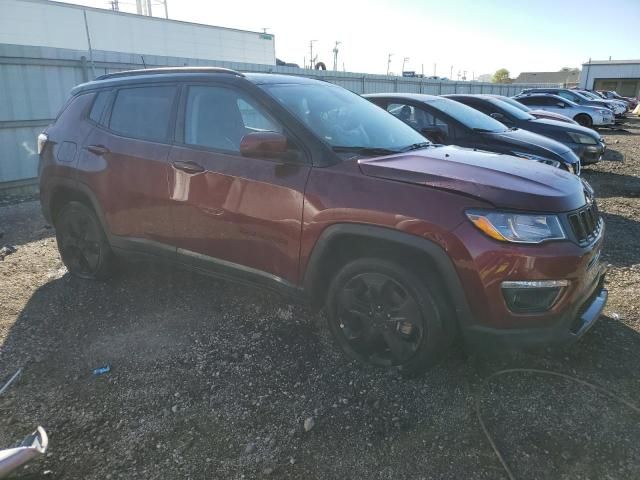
[1,118,640,480]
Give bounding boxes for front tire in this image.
[574,114,593,128]
[55,201,114,280]
[326,258,452,376]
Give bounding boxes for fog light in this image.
[501,280,569,313]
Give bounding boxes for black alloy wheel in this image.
[55,201,114,280]
[574,114,593,128]
[327,258,451,374]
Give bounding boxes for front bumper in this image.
[570,141,605,165]
[452,217,607,351]
[463,274,607,350]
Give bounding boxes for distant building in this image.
[0,0,276,65]
[513,69,580,87]
[477,73,492,82]
[580,60,640,97]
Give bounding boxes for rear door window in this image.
[109,86,177,142]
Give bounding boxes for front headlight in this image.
[466,210,567,244]
[567,132,598,145]
[512,151,561,168]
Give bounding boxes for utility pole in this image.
[387,53,393,76]
[162,0,168,18]
[463,70,467,81]
[110,0,119,11]
[433,63,436,76]
[309,40,318,69]
[135,0,142,14]
[333,41,341,71]
[401,57,409,75]
[146,0,152,16]
[450,65,453,79]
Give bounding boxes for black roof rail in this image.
[95,67,245,81]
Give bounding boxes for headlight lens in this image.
[512,151,561,168]
[567,132,598,145]
[466,210,567,243]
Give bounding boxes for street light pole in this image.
[333,41,341,71]
[401,57,409,75]
[309,40,318,69]
[387,53,393,76]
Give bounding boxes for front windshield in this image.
[488,97,536,120]
[571,91,592,102]
[580,91,600,100]
[490,95,531,112]
[262,83,428,152]
[427,98,508,133]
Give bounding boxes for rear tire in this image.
[55,201,114,280]
[326,258,453,376]
[574,114,593,128]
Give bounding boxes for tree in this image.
[491,68,511,84]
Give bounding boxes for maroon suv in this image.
[38,68,607,374]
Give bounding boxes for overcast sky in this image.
[57,0,640,78]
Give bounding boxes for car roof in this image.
[71,67,328,94]
[363,93,440,102]
[517,93,565,99]
[443,94,494,102]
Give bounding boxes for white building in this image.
[579,60,640,97]
[0,0,276,65]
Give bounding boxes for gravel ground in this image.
[1,117,639,480]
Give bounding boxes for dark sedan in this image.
[444,94,605,165]
[365,93,581,174]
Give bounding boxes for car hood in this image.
[529,118,601,140]
[358,145,586,212]
[484,127,572,155]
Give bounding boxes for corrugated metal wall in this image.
[0,42,560,185]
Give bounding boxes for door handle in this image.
[172,160,205,174]
[86,145,110,156]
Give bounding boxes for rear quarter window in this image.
[89,90,111,124]
[109,86,177,142]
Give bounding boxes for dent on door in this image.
[169,153,309,283]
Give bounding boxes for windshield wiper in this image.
[401,142,432,152]
[332,146,401,156]
[472,128,496,133]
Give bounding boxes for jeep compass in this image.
[38,68,607,374]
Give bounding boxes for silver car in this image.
[514,94,614,128]
[580,90,627,114]
[519,88,622,116]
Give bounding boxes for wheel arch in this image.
[303,223,473,327]
[44,178,110,235]
[573,112,592,124]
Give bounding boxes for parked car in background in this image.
[519,88,625,117]
[576,89,628,113]
[514,94,614,129]
[444,94,603,165]
[486,94,578,124]
[38,68,607,374]
[366,93,581,173]
[598,90,638,109]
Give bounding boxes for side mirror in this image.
[490,112,506,121]
[240,131,288,159]
[556,102,565,108]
